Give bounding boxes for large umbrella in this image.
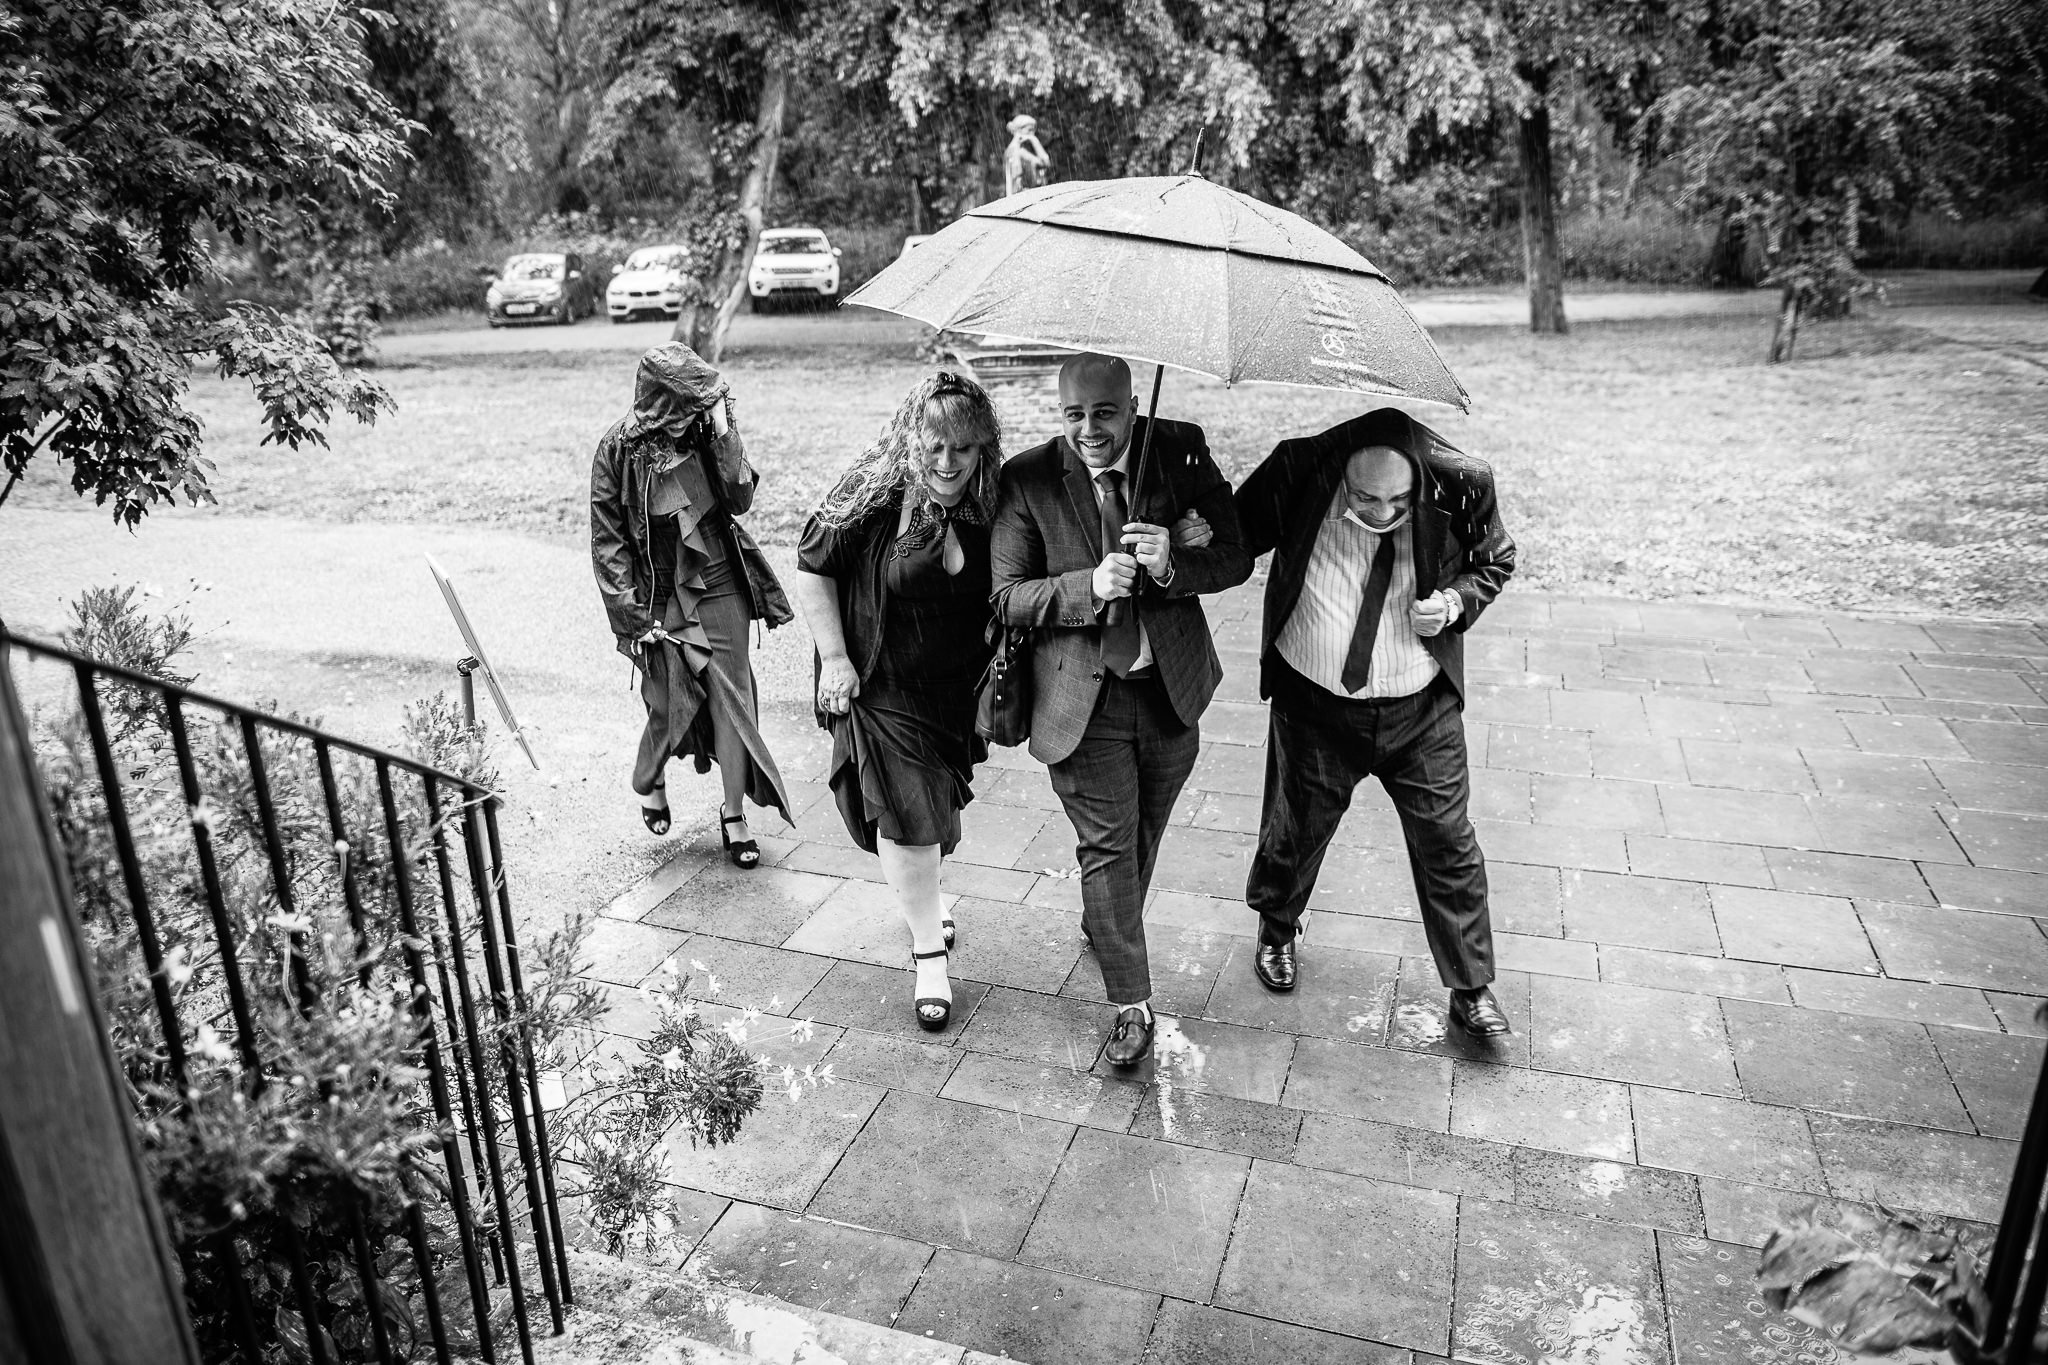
[843,172,1467,555]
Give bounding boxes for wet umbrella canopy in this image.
[843,173,1470,412]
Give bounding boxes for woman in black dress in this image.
[791,372,1001,1030]
[592,343,794,864]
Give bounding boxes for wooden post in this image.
[0,651,200,1364]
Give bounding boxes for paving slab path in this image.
[577,581,2048,1364]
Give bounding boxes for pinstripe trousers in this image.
[1246,658,1496,991]
[1047,673,1199,1006]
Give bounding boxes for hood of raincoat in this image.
[621,343,728,443]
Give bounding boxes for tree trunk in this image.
[1517,74,1568,335]
[675,61,788,363]
[1767,284,1802,363]
[909,173,926,236]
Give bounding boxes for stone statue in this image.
[1003,114,1050,198]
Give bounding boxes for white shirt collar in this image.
[1067,435,1133,483]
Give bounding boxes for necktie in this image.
[1341,532,1399,694]
[1097,469,1141,677]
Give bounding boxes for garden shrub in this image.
[1560,209,1716,284]
[1861,208,2048,271]
[1350,203,1714,288]
[818,222,910,296]
[368,246,491,319]
[27,587,797,1360]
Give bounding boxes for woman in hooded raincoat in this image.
[591,343,793,865]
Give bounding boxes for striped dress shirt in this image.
[1275,485,1440,700]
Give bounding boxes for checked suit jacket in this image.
[991,417,1252,765]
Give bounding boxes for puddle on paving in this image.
[1393,1000,1449,1046]
[722,1297,851,1364]
[1346,978,1399,1038]
[1459,1279,1653,1364]
[1456,1213,1666,1365]
[1150,1020,1210,1139]
[1574,1162,1628,1205]
[1662,1237,1951,1365]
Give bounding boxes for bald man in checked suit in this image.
[991,354,1251,1066]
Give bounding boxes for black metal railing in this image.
[2,628,569,1364]
[1965,1020,2048,1363]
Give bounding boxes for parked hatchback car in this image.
[485,252,595,326]
[606,245,691,323]
[747,228,841,311]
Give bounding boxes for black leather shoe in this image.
[1253,939,1297,992]
[1103,1007,1155,1067]
[1449,986,1512,1037]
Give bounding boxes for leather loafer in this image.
[1448,986,1512,1037]
[1254,939,1297,992]
[1103,1007,1155,1067]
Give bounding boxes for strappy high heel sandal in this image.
[720,812,760,869]
[640,783,670,836]
[911,948,952,1032]
[942,914,957,950]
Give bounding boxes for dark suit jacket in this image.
[991,418,1252,765]
[1234,411,1515,705]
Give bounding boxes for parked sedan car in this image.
[747,228,841,311]
[606,245,691,323]
[485,252,595,326]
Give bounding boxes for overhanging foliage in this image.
[0,0,410,525]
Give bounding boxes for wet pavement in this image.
[576,584,2047,1363]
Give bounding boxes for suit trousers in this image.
[1246,660,1495,991]
[1048,673,1199,1005]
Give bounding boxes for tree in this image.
[586,0,834,359]
[876,0,1286,202]
[1653,0,1987,360]
[1,0,407,526]
[364,0,523,247]
[1288,0,1673,333]
[459,0,605,213]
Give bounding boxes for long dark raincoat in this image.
[590,344,794,821]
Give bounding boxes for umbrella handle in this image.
[1107,365,1167,629]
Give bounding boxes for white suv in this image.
[748,228,841,311]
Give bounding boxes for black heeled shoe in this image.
[942,915,957,950]
[912,948,952,1032]
[640,783,670,836]
[720,812,760,869]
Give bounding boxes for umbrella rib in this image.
[958,213,1387,279]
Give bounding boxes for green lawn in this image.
[17,310,2047,615]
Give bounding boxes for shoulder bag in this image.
[975,620,1033,747]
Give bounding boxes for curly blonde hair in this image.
[814,370,1003,528]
